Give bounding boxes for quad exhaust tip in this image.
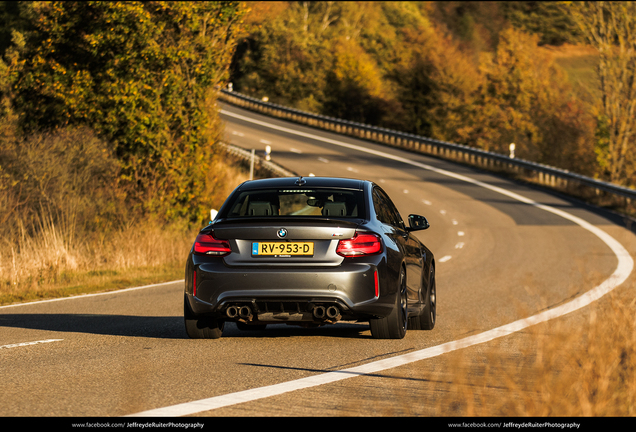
[226,304,341,322]
[326,306,340,319]
[239,306,252,319]
[226,305,238,318]
[313,305,326,319]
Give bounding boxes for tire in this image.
[417,266,436,330]
[370,267,408,339]
[184,294,224,339]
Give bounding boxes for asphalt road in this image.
[1,102,634,417]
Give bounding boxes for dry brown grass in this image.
[0,150,251,305]
[436,288,636,417]
[0,218,193,304]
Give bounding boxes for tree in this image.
[322,36,391,124]
[11,1,245,221]
[458,28,595,173]
[568,1,636,185]
[389,22,482,140]
[502,1,581,46]
[231,1,331,112]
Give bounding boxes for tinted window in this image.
[373,188,391,224]
[221,188,365,218]
[373,187,404,228]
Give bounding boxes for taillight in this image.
[193,232,231,256]
[336,232,382,257]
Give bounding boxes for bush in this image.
[0,127,122,243]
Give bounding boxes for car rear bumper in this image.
[186,257,395,321]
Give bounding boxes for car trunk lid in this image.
[211,218,361,267]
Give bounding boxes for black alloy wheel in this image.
[420,266,436,330]
[370,267,408,339]
[184,295,225,339]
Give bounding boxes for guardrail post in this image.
[249,149,255,180]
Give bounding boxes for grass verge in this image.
[0,151,251,307]
[0,263,184,305]
[435,288,636,416]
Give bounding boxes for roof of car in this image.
[236,176,367,191]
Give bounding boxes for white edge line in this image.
[0,280,184,310]
[0,339,64,350]
[124,109,634,417]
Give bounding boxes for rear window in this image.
[221,188,365,218]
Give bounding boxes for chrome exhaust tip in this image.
[239,306,253,320]
[226,306,239,319]
[313,306,326,319]
[326,306,340,320]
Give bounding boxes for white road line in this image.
[317,157,330,163]
[259,139,271,144]
[438,255,453,263]
[122,108,632,417]
[458,231,465,236]
[290,148,303,154]
[1,339,63,350]
[0,280,183,310]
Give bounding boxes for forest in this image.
[230,1,636,187]
[0,1,634,300]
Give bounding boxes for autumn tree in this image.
[457,28,596,173]
[231,1,332,112]
[11,1,245,221]
[501,1,580,46]
[388,18,483,140]
[568,1,636,185]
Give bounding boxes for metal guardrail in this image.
[219,89,636,216]
[220,141,297,178]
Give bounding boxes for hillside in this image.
[229,1,631,188]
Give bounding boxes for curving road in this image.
[1,102,634,417]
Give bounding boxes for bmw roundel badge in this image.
[277,228,288,239]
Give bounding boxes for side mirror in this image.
[407,214,430,231]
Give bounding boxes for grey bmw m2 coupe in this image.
[184,176,436,339]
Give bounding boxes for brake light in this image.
[194,232,232,256]
[336,232,382,257]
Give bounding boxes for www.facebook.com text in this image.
[448,422,581,429]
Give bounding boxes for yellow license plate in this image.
[252,242,314,256]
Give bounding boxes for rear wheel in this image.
[370,268,407,339]
[184,295,224,339]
